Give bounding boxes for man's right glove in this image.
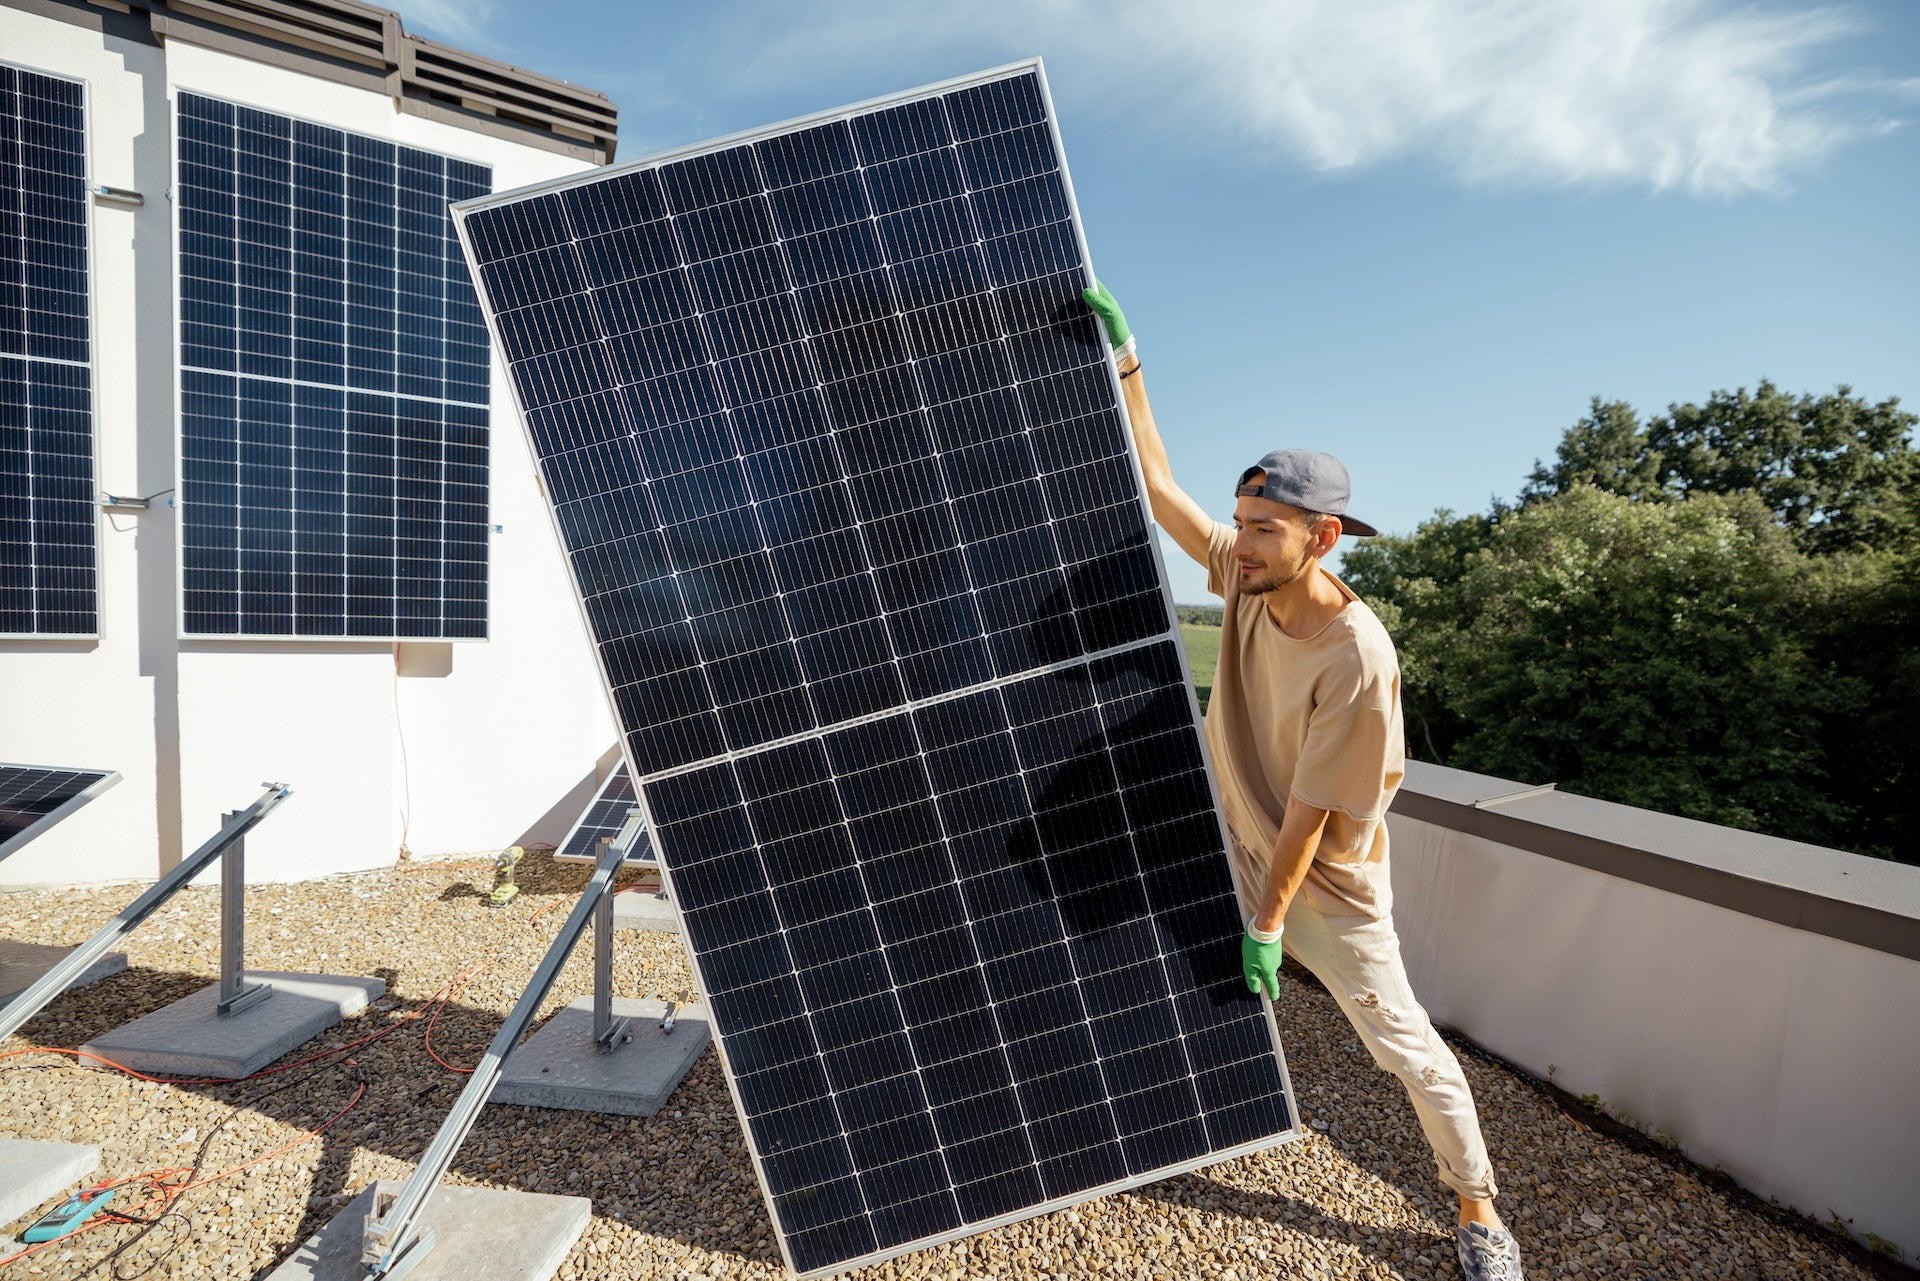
[1081,279,1135,364]
[1242,925,1284,1000]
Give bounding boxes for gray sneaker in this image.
[1455,1221,1524,1280]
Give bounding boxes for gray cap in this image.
[1235,449,1378,537]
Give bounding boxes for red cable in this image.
[0,1081,365,1269]
[0,870,584,1269]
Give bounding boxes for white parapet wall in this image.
[0,7,616,885]
[1387,761,1920,1261]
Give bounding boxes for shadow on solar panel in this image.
[454,58,1300,1278]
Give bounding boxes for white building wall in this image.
[0,10,617,886]
[1387,812,1920,1261]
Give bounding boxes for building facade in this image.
[0,0,621,883]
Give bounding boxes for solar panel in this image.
[0,763,119,860]
[174,94,493,639]
[553,761,654,864]
[454,60,1296,1277]
[0,63,97,638]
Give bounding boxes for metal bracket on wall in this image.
[360,814,639,1279]
[0,784,293,1043]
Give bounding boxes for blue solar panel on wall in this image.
[0,63,96,638]
[456,62,1296,1278]
[174,93,492,638]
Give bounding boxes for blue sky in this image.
[398,0,1918,602]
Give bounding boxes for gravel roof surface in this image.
[0,855,1887,1281]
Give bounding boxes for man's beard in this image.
[1240,549,1312,596]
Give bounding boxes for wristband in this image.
[1247,919,1283,945]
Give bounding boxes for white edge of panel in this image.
[449,58,1046,217]
[0,768,122,860]
[448,58,1304,1280]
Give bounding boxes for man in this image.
[1082,282,1525,1281]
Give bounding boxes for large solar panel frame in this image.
[1,61,98,639]
[0,763,119,860]
[171,91,494,641]
[454,60,1298,1277]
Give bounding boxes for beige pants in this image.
[1231,837,1499,1203]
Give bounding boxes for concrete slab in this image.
[611,889,678,933]
[0,1139,100,1228]
[493,997,708,1117]
[266,1178,590,1281]
[80,971,384,1079]
[0,940,128,1004]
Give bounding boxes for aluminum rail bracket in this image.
[0,784,292,1044]
[362,819,635,1278]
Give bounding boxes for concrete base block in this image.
[266,1179,590,1281]
[80,971,384,1079]
[611,890,678,933]
[493,997,707,1117]
[0,1140,100,1228]
[0,940,128,1004]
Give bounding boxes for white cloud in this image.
[385,0,498,51]
[718,0,1916,195]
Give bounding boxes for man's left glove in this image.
[1242,926,1284,1000]
[1081,279,1135,364]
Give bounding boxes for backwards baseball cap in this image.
[1235,448,1379,537]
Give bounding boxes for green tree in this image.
[1522,382,1919,556]
[1518,398,1664,505]
[1802,546,1920,861]
[1351,380,1915,859]
[1358,487,1857,844]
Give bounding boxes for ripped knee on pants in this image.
[1352,990,1398,1021]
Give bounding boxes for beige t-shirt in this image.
[1203,521,1406,919]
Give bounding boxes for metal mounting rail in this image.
[0,784,293,1044]
[362,815,641,1280]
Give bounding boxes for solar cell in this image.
[455,61,1296,1277]
[553,761,655,865]
[174,94,492,639]
[0,763,119,859]
[0,64,96,637]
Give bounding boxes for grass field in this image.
[1180,622,1220,714]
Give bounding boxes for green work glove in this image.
[1081,279,1135,359]
[1242,927,1284,1000]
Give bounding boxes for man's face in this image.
[1231,483,1327,595]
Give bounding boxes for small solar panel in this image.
[456,61,1296,1277]
[174,94,493,639]
[0,64,97,638]
[0,764,119,860]
[553,761,655,865]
